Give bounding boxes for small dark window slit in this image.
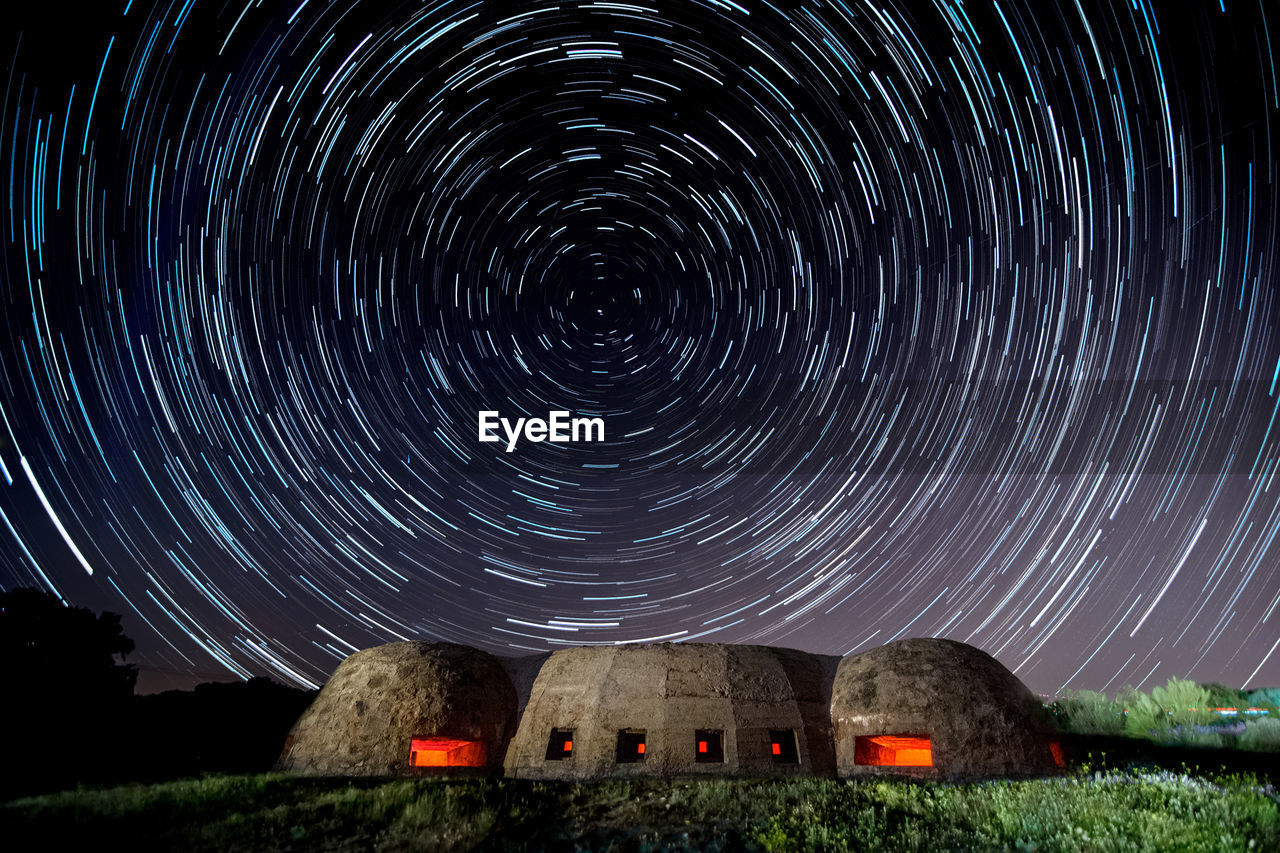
[616,729,646,763]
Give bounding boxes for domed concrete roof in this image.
[831,637,1060,779]
[278,641,516,775]
[504,642,838,779]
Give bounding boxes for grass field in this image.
[3,765,1278,852]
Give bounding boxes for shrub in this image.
[1202,682,1251,710]
[1125,689,1172,741]
[1122,678,1218,743]
[1245,687,1280,717]
[1239,718,1280,752]
[1179,731,1225,749]
[1152,678,1217,728]
[1052,689,1125,735]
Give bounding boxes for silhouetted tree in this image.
[0,587,137,795]
[131,677,316,779]
[1,586,137,697]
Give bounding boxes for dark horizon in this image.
[2,0,1278,699]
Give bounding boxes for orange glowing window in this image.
[546,728,574,760]
[1049,741,1065,768]
[696,729,724,763]
[769,729,799,764]
[854,734,932,767]
[408,737,484,768]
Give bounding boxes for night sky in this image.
[2,0,1278,696]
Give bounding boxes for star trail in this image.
[1,0,1278,694]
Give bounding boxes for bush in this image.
[1125,690,1171,741]
[1179,731,1225,749]
[1202,682,1251,710]
[1246,687,1280,717]
[1125,678,1217,743]
[1053,689,1125,735]
[1153,678,1217,728]
[1239,718,1280,752]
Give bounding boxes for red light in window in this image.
[853,735,931,767]
[409,738,484,767]
[564,740,573,752]
[772,742,781,755]
[637,743,645,754]
[698,741,707,753]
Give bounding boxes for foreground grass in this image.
[3,769,1277,852]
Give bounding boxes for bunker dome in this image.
[503,642,838,780]
[277,641,517,775]
[830,637,1062,779]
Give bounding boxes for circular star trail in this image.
[1,0,1278,694]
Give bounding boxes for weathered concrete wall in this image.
[831,638,1060,779]
[504,643,839,780]
[277,641,516,776]
[497,651,551,720]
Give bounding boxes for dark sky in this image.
[1,0,1277,696]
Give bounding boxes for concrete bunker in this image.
[502,643,838,780]
[277,641,517,776]
[830,637,1061,779]
[276,637,1064,781]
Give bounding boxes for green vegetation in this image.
[1052,689,1126,736]
[1122,679,1217,742]
[1051,676,1279,748]
[3,768,1276,852]
[1240,718,1280,752]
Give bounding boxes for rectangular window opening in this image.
[853,734,933,767]
[695,729,724,763]
[769,728,799,764]
[616,729,646,763]
[409,737,485,768]
[545,728,574,761]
